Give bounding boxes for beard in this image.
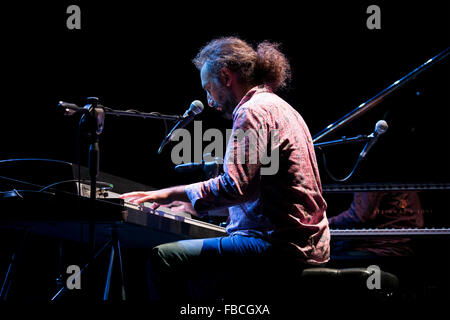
[213,85,238,120]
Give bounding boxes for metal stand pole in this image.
[51,97,126,301]
[51,238,112,301]
[0,229,29,300]
[103,227,126,301]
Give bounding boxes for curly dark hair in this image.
[193,37,291,92]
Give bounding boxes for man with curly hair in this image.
[121,37,330,301]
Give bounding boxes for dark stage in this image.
[0,0,449,315]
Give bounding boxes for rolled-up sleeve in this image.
[185,107,269,212]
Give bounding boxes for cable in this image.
[0,189,55,196]
[12,189,24,199]
[102,106,173,119]
[319,147,363,182]
[0,174,111,197]
[0,174,42,189]
[0,159,82,194]
[38,179,113,193]
[39,179,80,193]
[0,158,72,165]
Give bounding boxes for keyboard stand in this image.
[51,224,126,301]
[0,228,30,300]
[103,226,126,300]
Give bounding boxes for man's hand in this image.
[120,185,189,210]
[161,200,199,217]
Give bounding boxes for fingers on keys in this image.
[150,202,160,210]
[120,192,152,204]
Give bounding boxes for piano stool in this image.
[215,262,399,305]
[298,267,399,303]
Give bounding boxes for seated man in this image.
[121,37,330,301]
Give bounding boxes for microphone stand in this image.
[56,98,184,300]
[84,97,102,259]
[313,135,371,148]
[314,133,379,182]
[61,101,182,121]
[59,98,184,201]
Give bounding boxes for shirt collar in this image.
[232,84,272,118]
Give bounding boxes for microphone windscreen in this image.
[375,120,388,134]
[189,100,204,115]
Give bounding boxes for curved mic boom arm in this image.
[313,46,450,143]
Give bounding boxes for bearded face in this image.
[200,63,239,120]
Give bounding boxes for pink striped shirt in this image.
[185,85,330,264]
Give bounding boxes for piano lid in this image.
[316,55,450,185]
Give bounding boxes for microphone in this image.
[359,120,388,160]
[175,160,221,179]
[158,100,204,154]
[58,99,105,135]
[59,101,81,116]
[174,155,223,178]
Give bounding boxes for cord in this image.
[0,189,55,196]
[0,158,72,165]
[102,107,171,119]
[318,147,364,182]
[38,179,113,193]
[39,179,81,193]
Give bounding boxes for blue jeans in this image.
[147,234,304,301]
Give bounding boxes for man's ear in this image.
[220,67,233,87]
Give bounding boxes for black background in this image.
[0,0,449,305]
[1,1,448,188]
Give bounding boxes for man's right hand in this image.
[161,200,199,217]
